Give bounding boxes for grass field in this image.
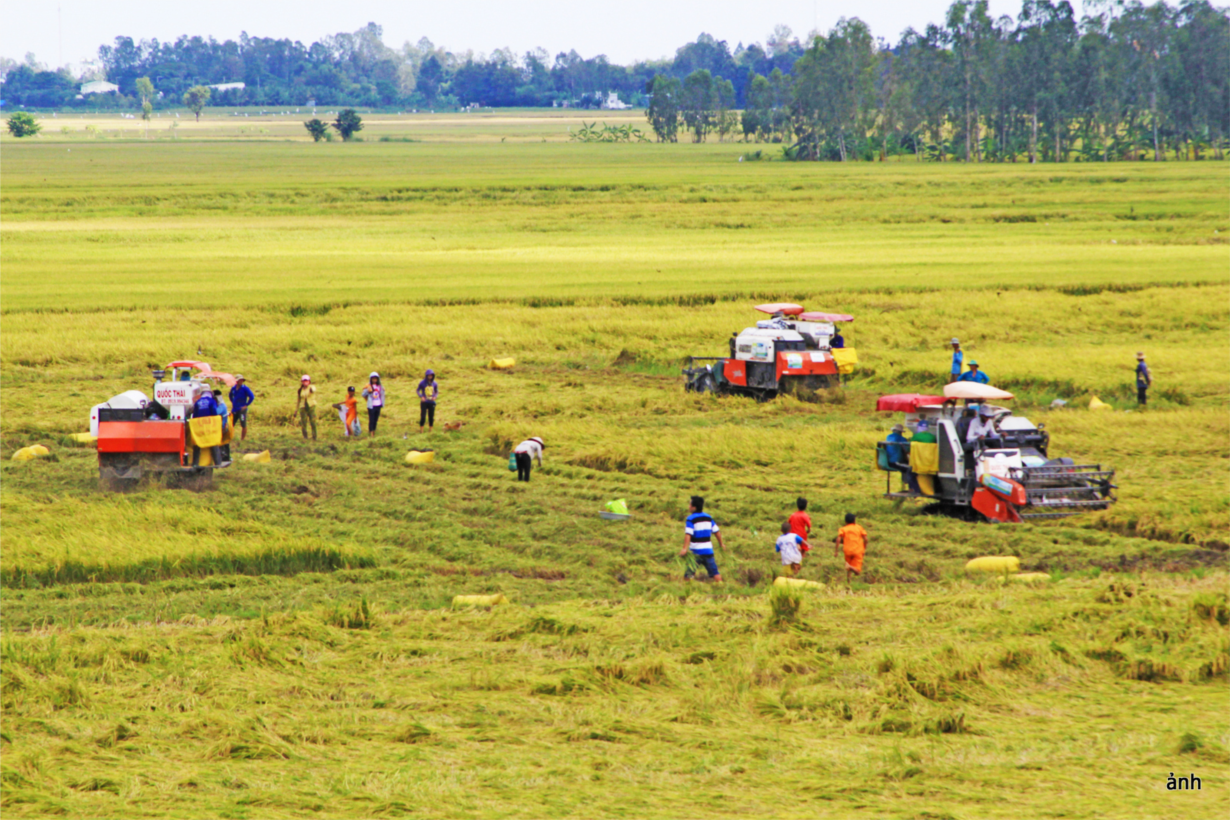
[1,114,1227,817]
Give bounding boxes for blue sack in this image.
[508,452,518,471]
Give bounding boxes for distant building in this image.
[602,91,630,110]
[80,80,119,95]
[209,82,246,92]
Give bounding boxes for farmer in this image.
[885,424,910,470]
[1135,352,1152,406]
[966,405,1000,448]
[959,361,989,384]
[417,369,438,434]
[912,418,937,444]
[680,495,724,582]
[332,386,361,437]
[229,374,255,440]
[189,386,224,468]
[776,521,809,576]
[830,327,845,349]
[362,372,384,435]
[834,513,868,585]
[296,375,318,441]
[513,436,545,482]
[212,389,228,431]
[949,338,963,384]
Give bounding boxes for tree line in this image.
[2,2,1225,161]
[649,1,1228,162]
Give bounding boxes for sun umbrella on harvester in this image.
[942,383,1015,401]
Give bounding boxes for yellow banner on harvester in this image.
[188,416,222,448]
[909,442,940,475]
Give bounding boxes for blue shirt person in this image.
[1135,353,1152,405]
[679,495,725,582]
[830,330,845,349]
[885,424,910,467]
[958,361,989,384]
[229,375,256,439]
[188,388,224,467]
[212,390,228,430]
[950,338,963,382]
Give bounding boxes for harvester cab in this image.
[91,360,238,489]
[874,385,1116,522]
[684,303,858,401]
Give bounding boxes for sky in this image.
[5,0,1030,73]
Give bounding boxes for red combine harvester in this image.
[874,384,1117,522]
[92,361,237,489]
[683,303,858,400]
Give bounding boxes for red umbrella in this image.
[876,393,946,412]
[754,303,804,316]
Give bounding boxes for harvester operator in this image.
[965,405,1001,449]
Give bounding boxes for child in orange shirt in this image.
[332,387,362,437]
[834,513,869,585]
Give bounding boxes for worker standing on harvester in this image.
[949,338,963,384]
[297,375,318,441]
[189,387,225,468]
[1135,352,1152,406]
[229,375,255,440]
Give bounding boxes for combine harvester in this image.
[875,383,1117,522]
[90,360,236,490]
[683,303,858,401]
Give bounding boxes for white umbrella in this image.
[943,382,1015,401]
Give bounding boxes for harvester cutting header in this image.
[684,303,859,400]
[875,382,1117,522]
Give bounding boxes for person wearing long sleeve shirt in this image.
[966,408,1000,448]
[189,388,224,467]
[229,375,255,440]
[513,437,545,482]
[958,361,989,384]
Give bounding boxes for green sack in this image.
[508,452,518,471]
[604,499,629,515]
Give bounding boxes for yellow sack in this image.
[452,594,507,607]
[404,449,435,465]
[909,442,940,475]
[11,445,51,462]
[188,416,222,447]
[70,432,97,444]
[830,347,858,374]
[1088,396,1111,411]
[242,450,271,463]
[488,357,516,370]
[773,576,824,590]
[965,556,1021,574]
[916,474,936,496]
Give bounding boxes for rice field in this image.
[1,115,1227,817]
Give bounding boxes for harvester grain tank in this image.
[874,383,1116,522]
[92,360,237,489]
[683,303,858,400]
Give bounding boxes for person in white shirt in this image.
[966,406,1000,448]
[775,521,809,576]
[513,437,545,482]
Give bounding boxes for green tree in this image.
[791,18,877,160]
[645,75,681,142]
[182,85,211,122]
[332,108,363,140]
[135,76,155,138]
[304,118,329,142]
[6,112,41,137]
[680,69,717,142]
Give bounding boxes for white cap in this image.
[951,337,960,344]
[301,374,310,381]
[235,374,245,381]
[370,371,380,378]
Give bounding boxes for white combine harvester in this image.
[91,360,236,488]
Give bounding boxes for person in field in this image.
[788,497,811,553]
[189,386,225,468]
[362,372,384,435]
[830,327,845,349]
[680,495,725,582]
[332,386,362,437]
[417,369,438,433]
[959,360,989,384]
[296,375,318,440]
[776,520,809,576]
[212,389,228,431]
[834,513,868,585]
[513,436,545,482]
[1135,352,1152,406]
[229,375,255,440]
[949,338,963,384]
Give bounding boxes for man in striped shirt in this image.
[679,495,725,582]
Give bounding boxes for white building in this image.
[209,82,246,92]
[602,91,630,110]
[80,80,119,95]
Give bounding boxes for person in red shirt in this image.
[788,497,812,553]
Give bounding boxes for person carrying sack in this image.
[417,369,438,434]
[297,375,318,441]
